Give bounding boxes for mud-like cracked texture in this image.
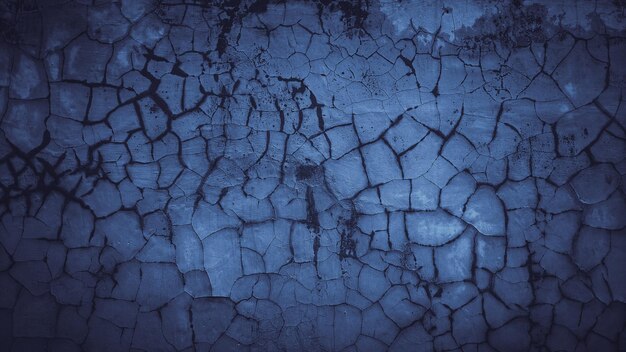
[0,0,625,351]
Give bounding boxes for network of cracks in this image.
[0,0,625,351]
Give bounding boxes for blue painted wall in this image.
[0,0,625,350]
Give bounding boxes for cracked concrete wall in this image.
[0,0,625,351]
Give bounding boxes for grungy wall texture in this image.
[0,0,625,351]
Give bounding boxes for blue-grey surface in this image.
[0,0,625,351]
